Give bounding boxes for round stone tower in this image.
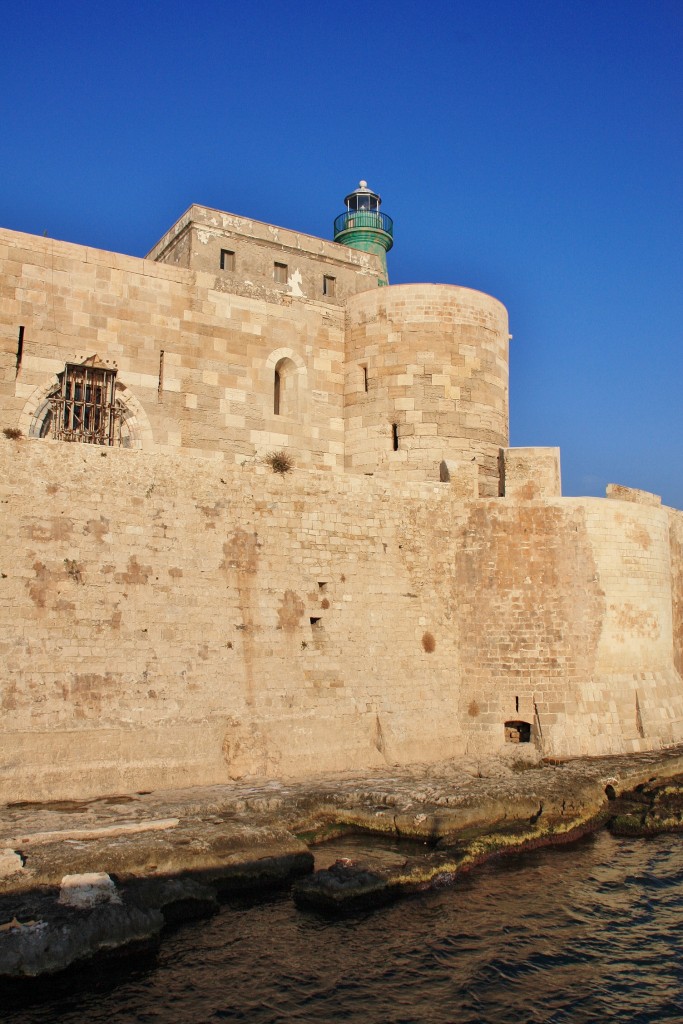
[344,284,510,495]
[333,181,393,284]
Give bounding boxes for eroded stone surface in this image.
[0,904,163,978]
[2,748,683,973]
[609,775,683,836]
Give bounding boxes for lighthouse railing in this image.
[334,210,393,237]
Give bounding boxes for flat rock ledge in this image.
[2,746,683,979]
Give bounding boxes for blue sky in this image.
[2,0,681,506]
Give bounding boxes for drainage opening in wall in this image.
[504,720,531,743]
[310,617,322,630]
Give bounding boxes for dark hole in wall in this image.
[16,326,24,375]
[635,692,645,738]
[274,370,281,415]
[392,423,399,451]
[310,617,322,629]
[504,720,531,743]
[497,448,506,496]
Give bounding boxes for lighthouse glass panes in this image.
[51,363,118,445]
[347,190,380,213]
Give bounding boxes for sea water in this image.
[8,830,683,1024]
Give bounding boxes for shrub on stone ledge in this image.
[3,427,22,440]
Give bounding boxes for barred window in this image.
[50,362,119,445]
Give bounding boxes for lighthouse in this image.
[333,180,393,284]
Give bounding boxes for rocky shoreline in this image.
[2,746,683,982]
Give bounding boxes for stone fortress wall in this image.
[0,442,681,803]
[1,226,350,470]
[344,285,509,494]
[0,212,509,486]
[1,196,682,801]
[148,204,385,302]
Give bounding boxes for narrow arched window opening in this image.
[274,369,281,415]
[273,357,299,418]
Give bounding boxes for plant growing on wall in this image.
[265,450,293,474]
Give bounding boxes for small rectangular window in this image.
[220,249,235,271]
[274,262,288,284]
[323,275,336,297]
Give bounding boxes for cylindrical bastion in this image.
[344,284,509,494]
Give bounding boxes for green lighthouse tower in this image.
[333,180,393,284]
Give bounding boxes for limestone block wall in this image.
[344,284,509,493]
[669,508,683,679]
[571,496,683,754]
[0,440,469,802]
[1,438,682,802]
[607,483,662,506]
[0,228,345,470]
[502,447,562,499]
[455,494,683,757]
[454,499,605,753]
[148,205,384,305]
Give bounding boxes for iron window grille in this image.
[50,362,121,445]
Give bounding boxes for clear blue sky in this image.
[2,0,681,506]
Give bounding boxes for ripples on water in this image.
[8,831,683,1024]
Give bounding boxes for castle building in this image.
[1,184,682,801]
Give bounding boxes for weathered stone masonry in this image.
[1,441,682,802]
[1,194,682,801]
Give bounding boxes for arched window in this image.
[23,363,152,449]
[273,357,298,417]
[274,368,281,415]
[51,361,119,444]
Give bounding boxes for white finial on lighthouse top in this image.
[359,179,368,189]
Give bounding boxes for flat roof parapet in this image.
[606,483,662,506]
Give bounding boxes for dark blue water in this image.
[8,831,683,1024]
